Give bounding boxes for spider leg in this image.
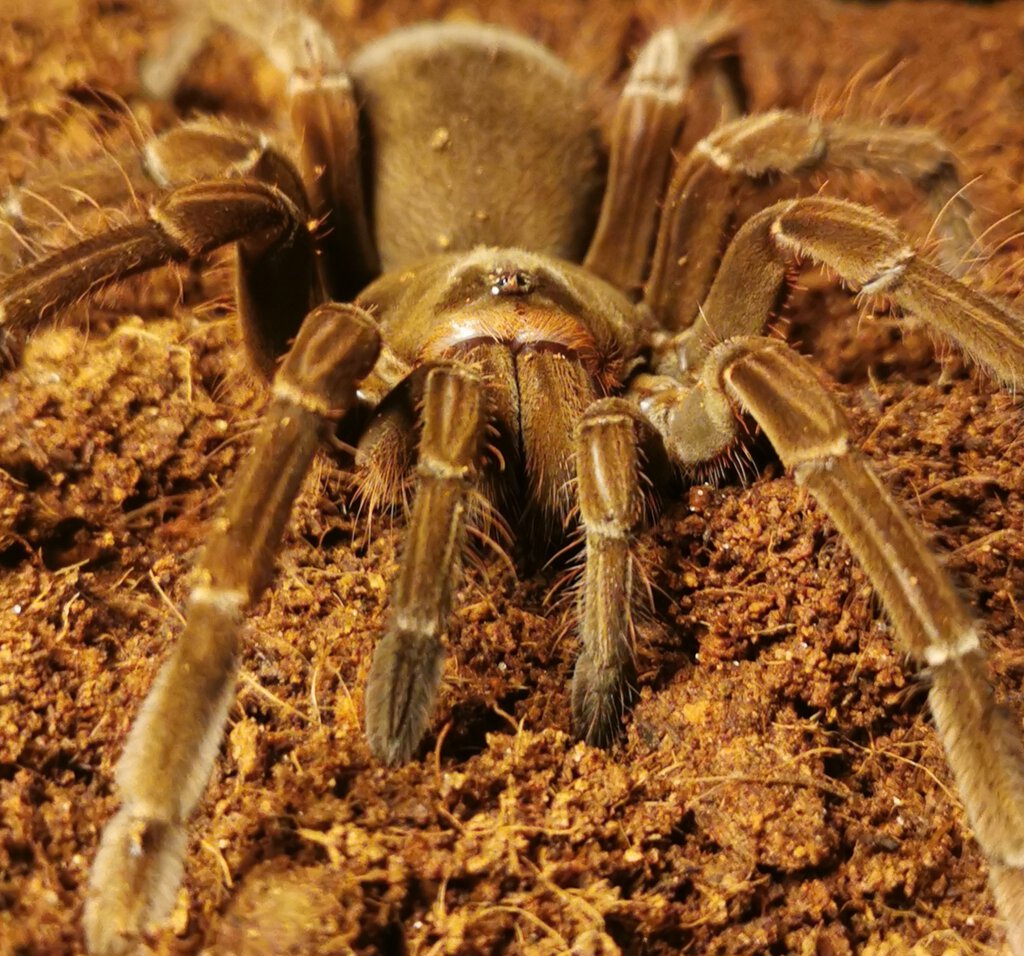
[0,118,305,274]
[0,134,155,275]
[584,20,742,297]
[645,110,975,330]
[691,336,1024,952]
[364,364,487,765]
[286,34,379,299]
[572,398,664,745]
[352,369,421,520]
[0,130,321,376]
[676,197,1024,403]
[83,303,379,956]
[140,3,378,296]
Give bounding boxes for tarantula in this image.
[3,9,1024,954]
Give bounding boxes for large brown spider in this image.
[3,5,1024,954]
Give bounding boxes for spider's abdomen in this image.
[349,23,604,272]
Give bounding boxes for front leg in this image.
[717,337,1024,955]
[84,304,379,956]
[643,334,1024,954]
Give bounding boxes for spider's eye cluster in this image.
[487,268,537,296]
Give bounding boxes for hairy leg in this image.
[363,364,487,765]
[584,20,742,297]
[645,110,975,331]
[703,336,1024,952]
[636,332,1024,952]
[141,2,378,297]
[682,196,1024,388]
[84,303,379,955]
[639,196,1024,468]
[0,122,323,376]
[571,397,653,745]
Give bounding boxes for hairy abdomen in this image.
[350,23,604,270]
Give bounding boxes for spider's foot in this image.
[84,807,186,956]
[365,628,445,765]
[571,652,638,748]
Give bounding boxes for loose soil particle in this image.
[1,1,1024,954]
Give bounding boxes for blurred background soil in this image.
[2,0,1024,953]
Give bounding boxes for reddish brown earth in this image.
[2,1,1024,954]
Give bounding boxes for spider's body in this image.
[336,25,637,527]
[4,12,1024,956]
